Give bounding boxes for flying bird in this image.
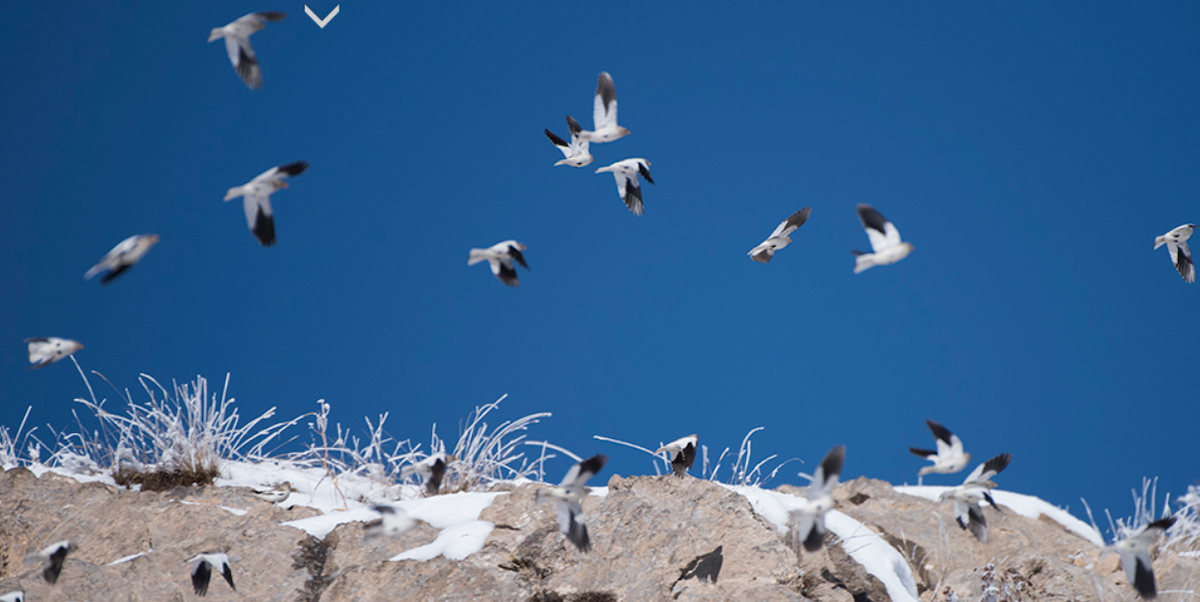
[909,419,971,483]
[936,453,1012,544]
[468,241,529,287]
[852,204,914,274]
[535,454,608,552]
[252,482,294,503]
[224,161,309,247]
[575,72,630,143]
[595,158,654,216]
[1154,224,1195,283]
[84,234,160,284]
[207,12,286,89]
[789,445,845,553]
[186,552,236,597]
[749,208,812,263]
[26,540,76,585]
[364,504,418,538]
[25,338,84,370]
[401,453,457,496]
[1109,517,1177,599]
[545,115,593,167]
[0,590,23,602]
[655,434,698,477]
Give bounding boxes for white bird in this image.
[1154,224,1195,283]
[252,481,294,503]
[936,453,1012,544]
[909,419,971,483]
[789,445,845,553]
[749,208,812,263]
[468,240,529,287]
[25,337,84,370]
[655,434,698,477]
[1109,517,1177,599]
[26,540,76,585]
[207,12,286,89]
[575,72,630,143]
[224,161,309,247]
[545,115,593,167]
[186,552,236,597]
[0,590,23,602]
[84,234,160,284]
[535,454,607,552]
[364,504,418,538]
[400,453,457,496]
[852,204,914,274]
[595,158,654,216]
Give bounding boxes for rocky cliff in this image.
[0,467,1194,601]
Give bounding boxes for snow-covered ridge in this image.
[894,485,1104,546]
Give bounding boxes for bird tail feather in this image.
[1154,236,1166,250]
[467,249,487,266]
[207,28,224,42]
[224,187,244,201]
[84,265,102,280]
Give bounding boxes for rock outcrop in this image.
[0,467,1195,601]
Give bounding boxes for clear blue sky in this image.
[2,2,1196,527]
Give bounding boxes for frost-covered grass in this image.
[1084,477,1200,555]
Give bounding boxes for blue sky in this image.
[2,2,1196,527]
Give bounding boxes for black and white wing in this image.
[952,498,989,544]
[556,499,591,552]
[772,207,812,239]
[856,204,902,253]
[224,34,262,89]
[1167,241,1195,283]
[41,541,73,584]
[0,590,24,602]
[560,454,608,490]
[927,419,962,458]
[1118,517,1176,599]
[251,160,309,184]
[426,457,448,495]
[507,244,529,270]
[490,257,519,287]
[244,195,275,247]
[795,511,826,552]
[962,453,1011,485]
[808,445,845,499]
[593,72,618,132]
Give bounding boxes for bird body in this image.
[224,161,308,247]
[364,504,418,538]
[789,446,845,552]
[468,240,529,287]
[535,454,607,552]
[1154,224,1195,283]
[936,453,1012,544]
[576,72,630,143]
[208,12,286,89]
[1110,517,1176,599]
[545,115,593,167]
[749,208,812,263]
[186,552,236,596]
[26,540,76,585]
[400,453,456,495]
[85,234,160,284]
[852,204,913,273]
[252,482,294,503]
[595,158,654,216]
[909,419,970,481]
[25,337,84,369]
[655,434,698,477]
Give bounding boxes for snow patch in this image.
[174,499,248,516]
[894,485,1104,546]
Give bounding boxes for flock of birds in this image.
[8,8,1193,602]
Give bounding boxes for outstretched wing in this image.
[856,204,902,252]
[593,72,618,130]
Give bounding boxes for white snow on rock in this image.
[391,521,495,561]
[894,485,1104,546]
[726,484,921,602]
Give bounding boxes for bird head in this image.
[903,242,915,252]
[618,127,631,137]
[147,234,161,245]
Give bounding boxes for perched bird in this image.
[1109,517,1177,599]
[654,434,698,477]
[535,454,608,552]
[224,161,309,247]
[545,115,593,167]
[1154,224,1195,283]
[852,204,914,274]
[576,72,630,143]
[25,337,84,369]
[908,419,971,483]
[186,552,236,597]
[468,241,529,287]
[595,158,654,216]
[252,481,294,503]
[936,453,1012,544]
[364,504,418,538]
[0,590,23,602]
[748,208,812,264]
[207,12,286,89]
[26,540,77,585]
[401,453,457,496]
[84,234,160,284]
[789,445,845,553]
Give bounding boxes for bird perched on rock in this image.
[852,204,913,274]
[545,115,593,167]
[26,540,77,584]
[1108,517,1177,599]
[224,161,309,247]
[25,338,84,369]
[575,72,630,143]
[937,453,1012,544]
[909,419,970,483]
[401,453,456,496]
[595,158,654,216]
[468,241,529,287]
[185,552,236,597]
[252,481,294,503]
[0,590,23,602]
[789,445,845,552]
[749,208,812,264]
[655,434,698,477]
[84,234,160,284]
[364,504,418,538]
[535,454,607,552]
[1154,224,1195,283]
[208,12,286,89]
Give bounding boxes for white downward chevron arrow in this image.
[304,5,340,28]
